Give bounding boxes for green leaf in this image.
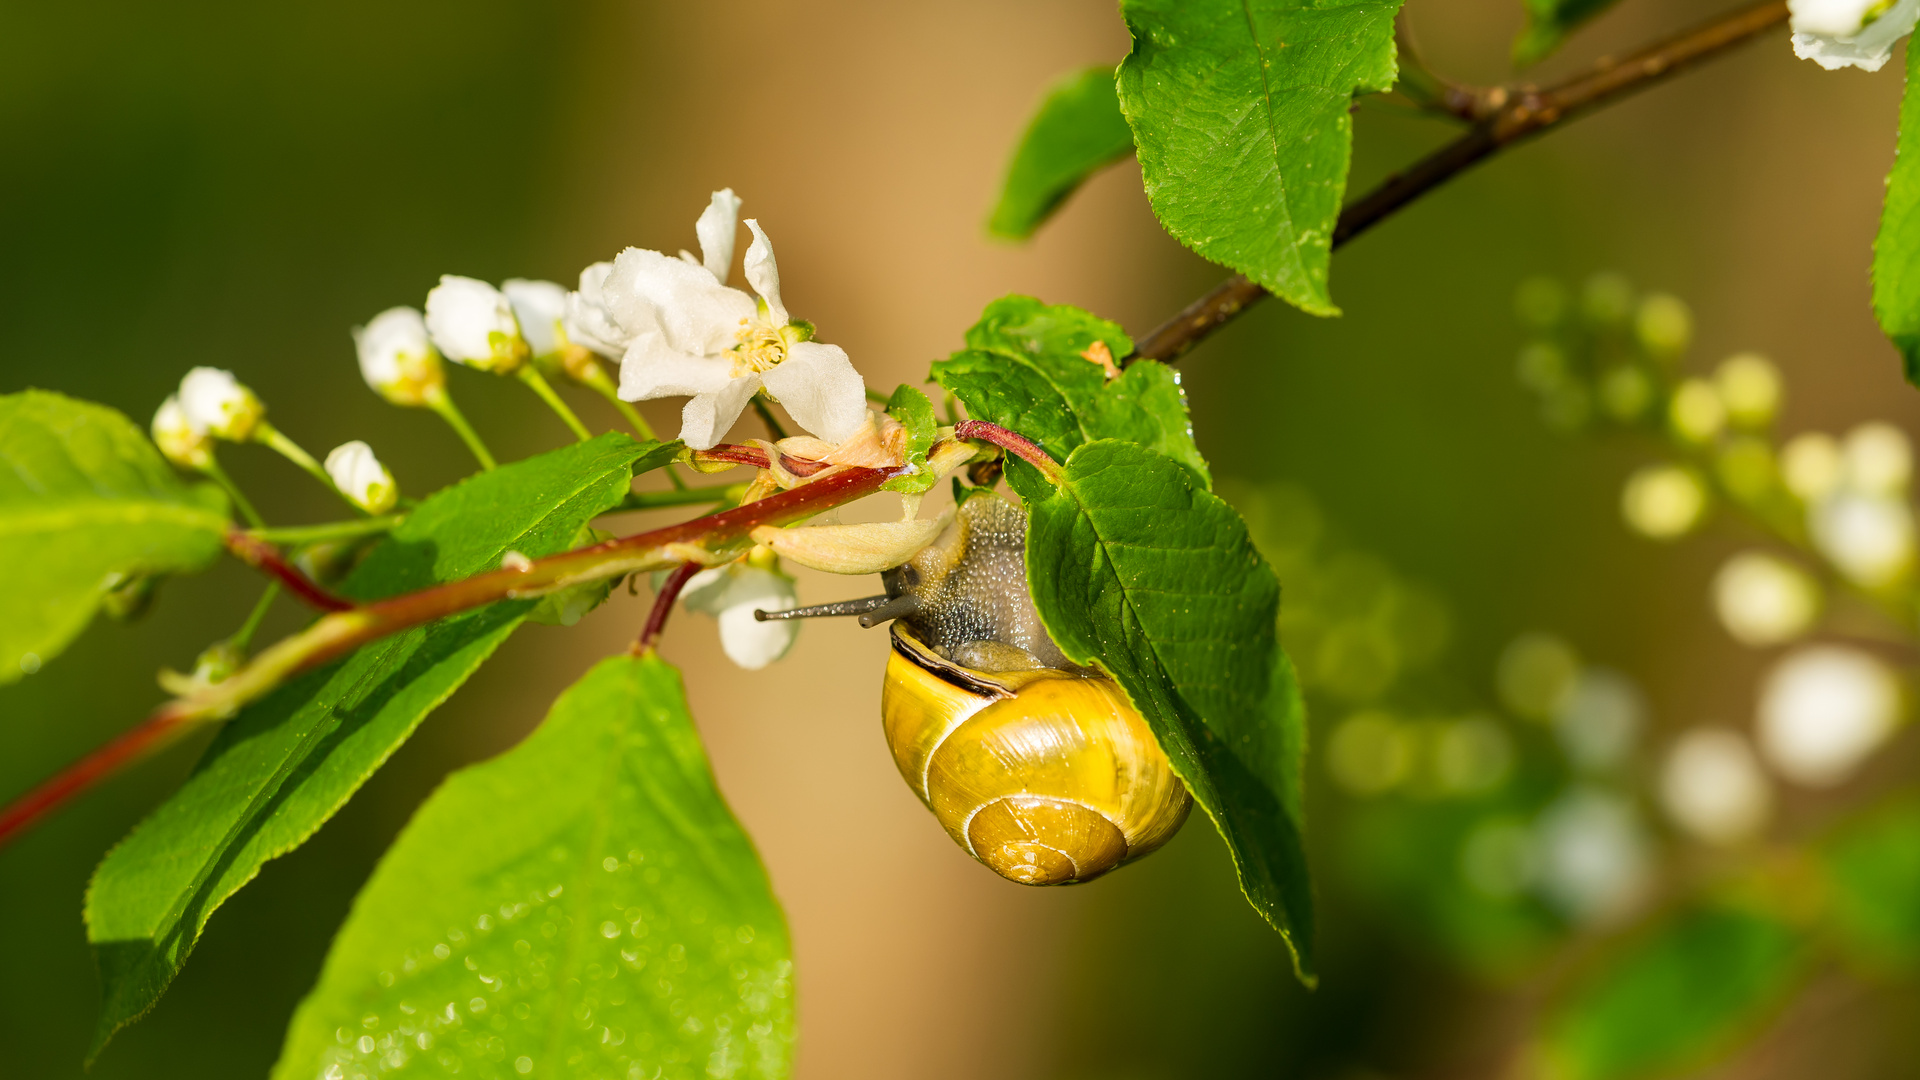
[1821,796,1920,969]
[1876,43,1920,384]
[880,383,938,495]
[1513,0,1625,66]
[0,390,229,683]
[1023,439,1312,977]
[1543,904,1805,1080]
[987,65,1135,240]
[85,434,679,1058]
[273,652,793,1080]
[1117,0,1401,316]
[933,296,1208,498]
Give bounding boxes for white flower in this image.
[1660,729,1772,846]
[1811,491,1914,586]
[1791,0,1920,70]
[1843,421,1912,495]
[424,275,526,372]
[502,279,569,359]
[1552,669,1646,773]
[1620,464,1707,540]
[1781,432,1844,501]
[1713,552,1821,647]
[1757,645,1903,786]
[178,367,264,441]
[1667,379,1725,444]
[1532,787,1652,924]
[1714,353,1783,429]
[354,306,445,408]
[151,396,212,469]
[599,192,868,450]
[563,262,626,359]
[681,562,800,670]
[324,440,398,514]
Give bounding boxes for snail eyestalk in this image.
[754,595,895,621]
[856,594,923,628]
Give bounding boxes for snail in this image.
[760,492,1191,884]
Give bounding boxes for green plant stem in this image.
[517,367,593,442]
[253,421,338,493]
[199,456,264,528]
[751,396,790,440]
[609,485,742,512]
[228,583,280,652]
[248,514,402,547]
[865,387,891,405]
[427,391,496,471]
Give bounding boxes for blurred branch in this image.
[1130,0,1792,365]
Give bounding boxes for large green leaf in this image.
[1876,43,1920,384]
[987,65,1135,240]
[0,390,229,683]
[1542,904,1805,1080]
[933,296,1207,498]
[1117,0,1401,317]
[1821,796,1920,969]
[1513,0,1625,66]
[1023,439,1312,977]
[86,434,679,1057]
[274,652,793,1080]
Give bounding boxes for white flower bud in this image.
[1668,379,1725,444]
[681,563,799,670]
[1660,729,1772,846]
[1621,464,1707,540]
[1781,432,1843,502]
[564,262,630,359]
[1713,552,1820,647]
[178,367,265,441]
[1843,421,1912,496]
[353,306,445,408]
[502,279,569,359]
[424,275,526,372]
[1714,353,1782,429]
[1757,645,1903,787]
[1553,669,1646,774]
[1811,492,1914,587]
[1791,0,1920,70]
[151,395,213,470]
[1533,787,1652,924]
[324,440,398,514]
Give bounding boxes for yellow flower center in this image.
[732,317,791,376]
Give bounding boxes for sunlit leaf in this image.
[85,434,679,1058]
[1024,439,1312,978]
[1117,0,1402,316]
[0,390,229,683]
[987,64,1135,241]
[1821,795,1920,970]
[880,383,938,495]
[1513,0,1625,66]
[273,652,793,1080]
[1876,43,1920,384]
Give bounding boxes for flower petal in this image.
[749,515,948,575]
[1790,0,1920,69]
[502,278,568,357]
[678,375,762,450]
[696,188,742,286]
[761,340,869,445]
[605,247,754,358]
[743,219,787,326]
[618,331,737,400]
[681,563,799,670]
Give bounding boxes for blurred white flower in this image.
[1782,432,1844,502]
[1533,786,1652,924]
[354,306,445,408]
[1811,491,1914,587]
[178,367,264,441]
[1668,378,1725,444]
[1757,645,1903,787]
[1621,464,1708,540]
[1713,552,1821,647]
[1660,728,1773,846]
[1714,353,1782,429]
[1843,421,1912,496]
[425,275,527,372]
[593,192,868,450]
[502,279,569,360]
[1791,0,1919,69]
[681,561,800,670]
[324,440,398,515]
[151,396,212,470]
[1433,717,1513,795]
[1553,668,1646,773]
[1497,632,1580,720]
[1327,711,1412,795]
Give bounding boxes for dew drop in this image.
[432,943,451,960]
[515,1056,534,1075]
[603,857,619,872]
[469,997,487,1014]
[601,921,620,939]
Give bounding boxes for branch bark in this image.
[1130,0,1791,365]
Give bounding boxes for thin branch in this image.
[954,420,1063,483]
[1130,0,1791,365]
[635,561,702,653]
[223,530,354,612]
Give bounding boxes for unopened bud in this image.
[1660,729,1771,846]
[502,278,569,360]
[1757,645,1903,787]
[425,275,527,373]
[1842,421,1912,495]
[1621,464,1707,540]
[152,395,213,469]
[324,440,398,514]
[1713,552,1819,647]
[354,306,445,408]
[1667,378,1725,444]
[178,367,265,441]
[1781,432,1843,501]
[1634,293,1692,358]
[1714,353,1782,429]
[1811,492,1914,587]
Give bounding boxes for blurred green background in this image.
[4,0,1918,1077]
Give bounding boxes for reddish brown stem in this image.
[224,530,354,612]
[635,561,702,654]
[0,704,201,846]
[954,420,1063,483]
[694,443,829,477]
[1130,0,1791,364]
